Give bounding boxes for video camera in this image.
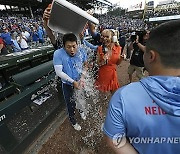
[130,31,145,44]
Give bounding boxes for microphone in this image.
[104,47,108,64]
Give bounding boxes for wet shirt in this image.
[53,47,87,85]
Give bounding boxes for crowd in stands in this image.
[1,4,178,55]
[93,14,151,56]
[98,15,147,31]
[146,8,180,18]
[0,11,149,55]
[0,14,50,55]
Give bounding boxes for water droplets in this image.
[72,44,109,149]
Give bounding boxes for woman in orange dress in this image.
[95,29,122,93]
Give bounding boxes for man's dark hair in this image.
[62,33,77,46]
[146,20,180,68]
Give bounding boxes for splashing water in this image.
[73,44,110,149]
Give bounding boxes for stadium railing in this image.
[0,46,65,153]
[0,60,57,152]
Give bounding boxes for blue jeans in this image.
[62,83,76,125]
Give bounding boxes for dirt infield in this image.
[38,60,141,154]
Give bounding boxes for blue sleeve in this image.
[53,49,62,65]
[82,48,87,62]
[90,31,98,38]
[103,89,126,139]
[82,39,98,50]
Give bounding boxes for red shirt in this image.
[0,38,5,48]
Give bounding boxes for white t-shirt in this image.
[17,36,29,49]
[22,31,30,40]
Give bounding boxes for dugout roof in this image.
[0,0,111,10]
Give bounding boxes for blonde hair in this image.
[101,29,120,46]
[108,29,120,46]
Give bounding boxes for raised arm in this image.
[43,5,56,45]
[82,39,98,50]
[88,21,96,36]
[137,42,146,52]
[136,35,146,52]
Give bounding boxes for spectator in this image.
[31,27,39,46]
[0,37,8,55]
[36,24,45,44]
[1,27,13,53]
[21,27,31,42]
[128,30,149,83]
[118,29,126,55]
[123,35,134,60]
[11,32,21,52]
[17,33,29,50]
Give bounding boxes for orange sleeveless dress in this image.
[95,45,121,92]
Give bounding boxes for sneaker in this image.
[72,123,81,131]
[80,112,86,120]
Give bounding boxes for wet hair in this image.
[62,33,77,47]
[146,20,180,68]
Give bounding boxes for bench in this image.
[0,60,56,152]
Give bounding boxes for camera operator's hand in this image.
[135,35,139,44]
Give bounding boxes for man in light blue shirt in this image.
[11,33,21,52]
[53,33,87,131]
[103,20,180,154]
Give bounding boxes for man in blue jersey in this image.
[53,33,88,131]
[103,20,180,154]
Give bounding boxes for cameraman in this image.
[128,30,150,83]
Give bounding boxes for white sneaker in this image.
[80,112,86,120]
[72,123,81,131]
